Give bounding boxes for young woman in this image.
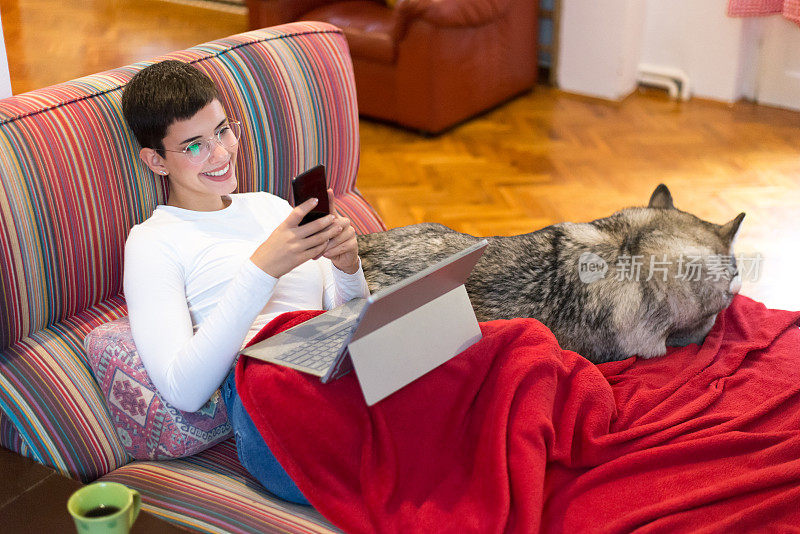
[121,60,369,504]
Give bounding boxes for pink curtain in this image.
[728,0,800,26]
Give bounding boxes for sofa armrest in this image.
[247,0,357,28]
[396,0,516,28]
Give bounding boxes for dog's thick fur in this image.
[357,185,745,363]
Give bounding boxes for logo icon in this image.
[578,252,608,283]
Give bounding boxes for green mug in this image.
[67,481,141,534]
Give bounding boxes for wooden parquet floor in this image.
[3,0,799,310]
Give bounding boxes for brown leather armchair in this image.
[247,0,538,134]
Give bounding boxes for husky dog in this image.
[357,185,745,363]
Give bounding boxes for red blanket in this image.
[237,295,800,533]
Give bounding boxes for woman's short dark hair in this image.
[121,60,220,152]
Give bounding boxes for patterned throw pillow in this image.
[84,317,232,460]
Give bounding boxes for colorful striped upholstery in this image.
[102,438,340,533]
[0,410,28,456]
[0,22,384,531]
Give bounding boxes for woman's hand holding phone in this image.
[321,189,360,274]
[250,198,343,278]
[251,162,360,277]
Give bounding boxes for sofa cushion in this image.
[85,317,233,461]
[101,438,340,533]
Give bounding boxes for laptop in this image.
[239,239,488,405]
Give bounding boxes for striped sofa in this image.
[0,22,384,533]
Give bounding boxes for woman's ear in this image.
[139,147,169,176]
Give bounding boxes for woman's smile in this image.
[201,161,233,182]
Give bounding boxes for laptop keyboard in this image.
[272,324,355,371]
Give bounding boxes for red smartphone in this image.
[291,164,330,226]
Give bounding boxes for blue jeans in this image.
[221,370,310,505]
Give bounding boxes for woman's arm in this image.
[124,229,277,412]
[321,257,370,310]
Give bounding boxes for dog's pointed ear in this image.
[719,212,745,248]
[648,184,674,209]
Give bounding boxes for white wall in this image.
[640,0,757,103]
[557,0,767,104]
[622,0,648,96]
[0,12,11,98]
[557,0,648,101]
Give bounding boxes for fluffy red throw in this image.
[237,295,800,533]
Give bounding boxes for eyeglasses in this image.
[162,120,242,165]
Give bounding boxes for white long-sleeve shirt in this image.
[123,192,370,412]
